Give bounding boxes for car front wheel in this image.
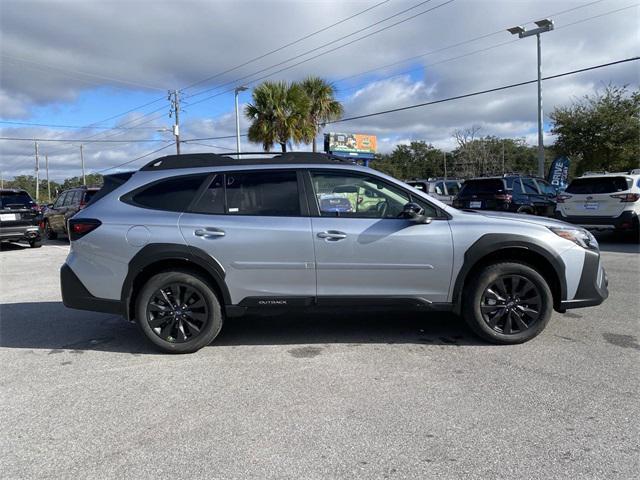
[462,262,553,344]
[135,270,223,353]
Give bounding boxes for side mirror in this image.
[400,202,432,224]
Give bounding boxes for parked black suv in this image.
[453,175,558,216]
[0,189,42,248]
[43,186,100,239]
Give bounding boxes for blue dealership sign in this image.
[547,156,571,189]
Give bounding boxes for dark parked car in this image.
[43,186,100,239]
[0,189,42,248]
[453,175,558,216]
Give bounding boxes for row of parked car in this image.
[1,169,639,248]
[406,170,640,238]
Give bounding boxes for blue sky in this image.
[1,0,638,180]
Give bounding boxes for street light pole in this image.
[234,86,248,159]
[508,19,554,178]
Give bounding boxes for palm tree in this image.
[300,77,344,152]
[245,81,310,152]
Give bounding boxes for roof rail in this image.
[140,152,355,171]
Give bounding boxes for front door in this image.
[179,169,316,306]
[308,170,454,303]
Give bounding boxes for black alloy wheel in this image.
[480,275,542,335]
[146,283,209,343]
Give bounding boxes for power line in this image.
[324,57,640,124]
[0,136,171,143]
[184,0,454,102]
[0,120,158,130]
[181,0,393,91]
[94,143,177,173]
[335,2,639,95]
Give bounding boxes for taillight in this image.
[556,194,572,203]
[494,193,512,202]
[610,193,640,202]
[79,201,87,209]
[68,218,101,241]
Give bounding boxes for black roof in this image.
[140,152,355,171]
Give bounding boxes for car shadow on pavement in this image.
[0,302,483,354]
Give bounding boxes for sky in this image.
[0,0,638,181]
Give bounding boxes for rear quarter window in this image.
[566,177,632,194]
[125,174,208,212]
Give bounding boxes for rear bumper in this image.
[0,225,40,242]
[555,210,638,231]
[60,263,123,315]
[559,249,608,311]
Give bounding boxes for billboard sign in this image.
[325,133,377,155]
[547,156,571,190]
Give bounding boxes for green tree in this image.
[59,174,103,191]
[371,141,445,179]
[245,81,311,152]
[550,85,640,174]
[300,77,343,152]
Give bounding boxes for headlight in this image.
[549,226,599,250]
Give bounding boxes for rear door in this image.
[307,170,453,302]
[48,192,69,232]
[179,170,316,305]
[562,176,632,217]
[456,178,505,210]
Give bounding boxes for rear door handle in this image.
[194,228,225,238]
[317,230,347,241]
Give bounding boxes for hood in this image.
[468,210,575,229]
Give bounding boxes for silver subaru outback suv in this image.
[61,152,608,353]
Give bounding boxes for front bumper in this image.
[60,264,123,315]
[555,210,638,231]
[559,249,608,311]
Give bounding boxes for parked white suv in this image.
[556,170,640,239]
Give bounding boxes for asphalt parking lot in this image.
[0,236,638,479]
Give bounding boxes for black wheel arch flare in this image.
[122,243,231,321]
[452,234,567,313]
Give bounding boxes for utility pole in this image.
[508,19,554,178]
[80,144,86,185]
[169,90,181,155]
[45,155,51,201]
[502,140,505,174]
[234,86,248,159]
[34,141,40,202]
[443,150,447,179]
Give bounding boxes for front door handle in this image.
[317,230,347,241]
[194,228,225,238]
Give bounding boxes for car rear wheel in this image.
[135,270,223,353]
[44,220,57,240]
[29,239,42,248]
[462,262,553,344]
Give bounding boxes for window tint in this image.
[62,191,75,206]
[84,190,97,203]
[191,174,225,214]
[311,171,437,218]
[1,191,33,208]
[225,171,300,216]
[434,182,445,195]
[53,192,67,208]
[536,180,556,196]
[566,177,632,194]
[445,181,461,196]
[521,178,539,194]
[458,179,504,195]
[130,174,207,212]
[408,182,427,192]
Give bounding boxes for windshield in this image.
[1,191,34,208]
[458,179,504,195]
[566,177,632,194]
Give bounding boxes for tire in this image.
[135,270,223,353]
[516,206,534,215]
[29,239,42,248]
[44,220,57,240]
[462,262,553,344]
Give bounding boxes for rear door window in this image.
[127,174,208,212]
[225,171,300,216]
[434,182,445,195]
[521,178,540,194]
[445,181,461,196]
[62,192,75,207]
[566,177,632,194]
